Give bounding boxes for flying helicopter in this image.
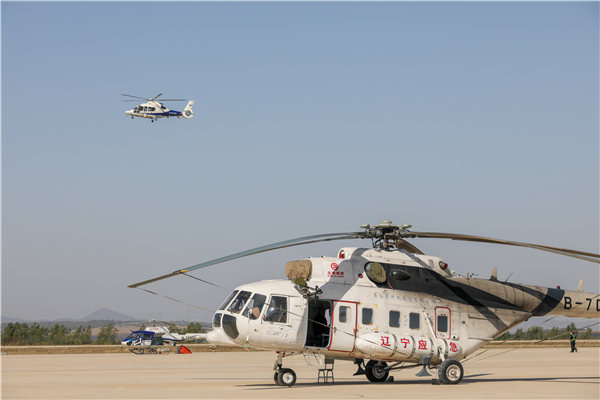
[122,94,194,122]
[128,221,599,386]
[121,319,207,354]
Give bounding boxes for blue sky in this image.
[2,2,598,329]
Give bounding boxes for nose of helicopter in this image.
[208,312,247,345]
[206,327,237,345]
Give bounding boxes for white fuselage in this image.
[207,247,599,364]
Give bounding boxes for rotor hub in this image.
[359,221,413,250]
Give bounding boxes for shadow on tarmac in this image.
[226,374,599,390]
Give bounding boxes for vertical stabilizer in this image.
[490,267,498,281]
[182,101,194,119]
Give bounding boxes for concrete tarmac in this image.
[2,348,599,399]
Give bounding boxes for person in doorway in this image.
[569,331,577,353]
[313,307,329,346]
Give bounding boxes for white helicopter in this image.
[129,221,599,386]
[121,320,207,354]
[122,94,194,122]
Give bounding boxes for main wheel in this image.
[276,368,296,387]
[438,359,464,384]
[365,360,389,382]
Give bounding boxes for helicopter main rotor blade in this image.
[128,223,599,289]
[128,232,363,288]
[155,99,187,102]
[151,94,163,101]
[400,232,600,263]
[122,94,151,100]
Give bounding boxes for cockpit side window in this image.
[218,290,239,310]
[263,295,288,323]
[242,293,267,320]
[227,291,252,314]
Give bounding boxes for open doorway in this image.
[305,300,331,348]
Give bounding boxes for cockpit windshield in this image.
[242,293,267,320]
[227,291,252,314]
[218,290,239,310]
[124,332,140,341]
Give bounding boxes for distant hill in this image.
[81,308,139,322]
[1,316,30,324]
[2,308,140,324]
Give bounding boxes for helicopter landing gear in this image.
[438,359,464,384]
[275,368,296,386]
[273,352,297,387]
[365,360,389,382]
[131,116,134,119]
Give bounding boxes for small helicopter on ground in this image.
[122,94,194,122]
[121,320,206,354]
[129,221,599,385]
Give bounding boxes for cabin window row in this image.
[358,309,448,332]
[134,106,157,112]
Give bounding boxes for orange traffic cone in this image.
[177,345,192,354]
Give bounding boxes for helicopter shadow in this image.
[237,374,599,390]
[461,375,600,385]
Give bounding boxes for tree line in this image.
[0,322,122,345]
[495,323,596,341]
[1,321,206,345]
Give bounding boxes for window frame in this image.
[389,310,400,328]
[339,306,349,323]
[262,295,288,324]
[409,312,420,330]
[437,314,448,333]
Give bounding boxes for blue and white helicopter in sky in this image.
[122,94,194,122]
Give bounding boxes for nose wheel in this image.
[273,351,297,387]
[274,368,296,386]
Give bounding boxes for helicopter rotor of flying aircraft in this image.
[122,94,194,122]
[129,221,599,385]
[121,319,207,354]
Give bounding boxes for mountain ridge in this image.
[2,308,139,324]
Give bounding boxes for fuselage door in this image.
[142,332,154,346]
[435,307,451,339]
[328,300,358,352]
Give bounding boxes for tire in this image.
[276,368,296,387]
[274,371,281,385]
[365,360,389,382]
[438,359,464,384]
